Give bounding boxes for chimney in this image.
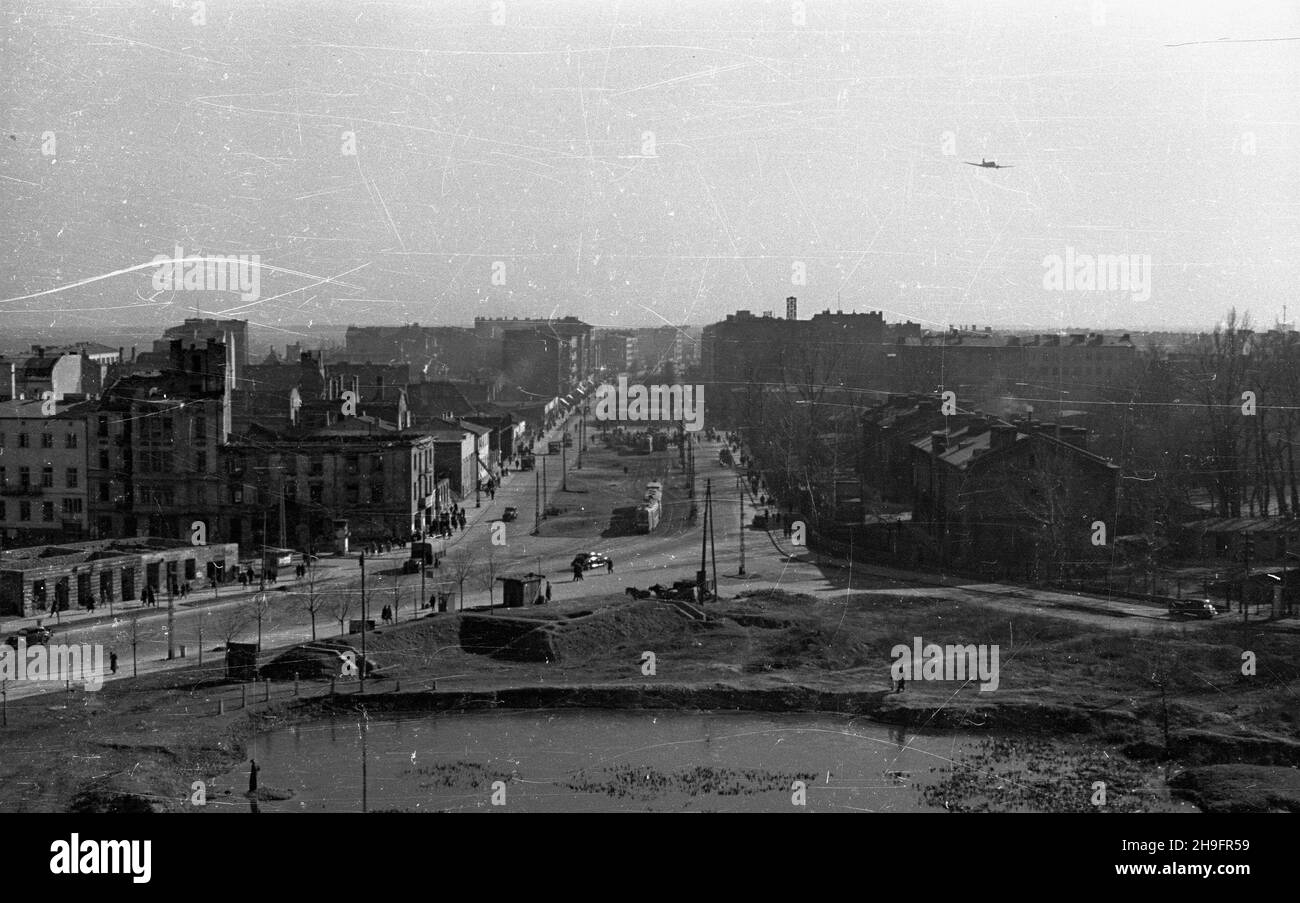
[930,431,947,455]
[786,296,797,320]
[990,423,1018,451]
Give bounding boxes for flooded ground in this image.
[204,708,1196,813]
[206,709,987,812]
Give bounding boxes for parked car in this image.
[5,626,53,649]
[502,506,519,522]
[1169,599,1217,620]
[571,551,610,571]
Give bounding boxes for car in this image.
[571,551,610,571]
[5,626,53,649]
[1168,599,1217,620]
[502,506,519,522]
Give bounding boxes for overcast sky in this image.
[2,0,1296,335]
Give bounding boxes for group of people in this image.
[572,558,614,581]
[533,580,553,606]
[431,505,468,539]
[380,604,395,623]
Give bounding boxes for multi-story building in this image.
[0,398,91,546]
[220,417,438,551]
[88,338,232,543]
[475,317,594,398]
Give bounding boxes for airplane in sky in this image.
[965,159,1014,169]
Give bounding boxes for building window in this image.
[0,500,5,520]
[19,501,31,521]
[41,432,53,449]
[42,501,54,521]
[310,484,324,503]
[66,433,78,448]
[97,416,109,438]
[0,433,4,447]
[99,483,110,501]
[197,451,207,472]
[99,449,110,470]
[0,467,5,487]
[195,485,207,506]
[194,417,206,440]
[41,467,54,488]
[66,467,78,488]
[18,433,29,448]
[19,466,30,488]
[309,455,324,476]
[371,482,384,503]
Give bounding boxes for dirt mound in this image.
[459,598,694,663]
[1169,764,1300,812]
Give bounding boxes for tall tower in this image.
[786,296,797,320]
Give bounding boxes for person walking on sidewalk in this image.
[109,651,118,674]
[606,559,614,574]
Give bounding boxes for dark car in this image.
[502,506,519,522]
[5,626,53,649]
[1169,599,1217,620]
[571,552,610,571]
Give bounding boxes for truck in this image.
[635,499,661,533]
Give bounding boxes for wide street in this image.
[2,408,1250,702]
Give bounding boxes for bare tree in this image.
[296,561,327,640]
[481,547,500,609]
[446,549,477,611]
[328,591,353,637]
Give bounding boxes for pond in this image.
[206,709,983,813]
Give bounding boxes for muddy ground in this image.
[0,587,1296,813]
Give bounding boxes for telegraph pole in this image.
[532,465,541,535]
[737,475,746,576]
[542,456,548,516]
[708,479,718,600]
[359,552,367,694]
[562,437,568,490]
[699,478,710,593]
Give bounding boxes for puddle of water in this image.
[206,709,979,812]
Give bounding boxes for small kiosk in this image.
[497,572,546,608]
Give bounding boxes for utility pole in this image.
[1242,534,1253,649]
[562,437,568,490]
[699,477,710,594]
[166,578,176,660]
[260,509,267,592]
[542,456,548,517]
[738,475,746,576]
[709,478,718,600]
[359,552,367,694]
[279,481,287,548]
[532,465,540,535]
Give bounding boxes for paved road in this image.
[2,422,1272,701]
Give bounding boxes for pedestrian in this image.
[87,594,95,613]
[606,559,614,574]
[573,564,584,582]
[545,581,552,603]
[895,675,906,694]
[109,651,118,674]
[535,593,546,605]
[248,759,260,795]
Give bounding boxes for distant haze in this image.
[1,0,1296,334]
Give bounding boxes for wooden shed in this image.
[497,572,546,608]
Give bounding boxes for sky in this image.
[1,0,1296,336]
